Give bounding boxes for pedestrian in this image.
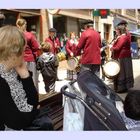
[36,42,59,94]
[65,32,78,80]
[16,18,40,91]
[0,25,53,130]
[75,20,101,77]
[110,25,134,93]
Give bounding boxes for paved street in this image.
[38,59,140,100]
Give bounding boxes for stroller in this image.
[61,70,127,131]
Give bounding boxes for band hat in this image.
[49,28,57,32]
[117,20,128,26]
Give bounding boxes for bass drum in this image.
[67,57,80,71]
[103,59,120,79]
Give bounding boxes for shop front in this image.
[0,9,42,42]
[48,9,93,38]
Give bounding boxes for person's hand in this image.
[15,62,29,78]
[70,52,74,57]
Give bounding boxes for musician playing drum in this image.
[75,20,101,77]
[110,23,134,93]
[66,32,78,80]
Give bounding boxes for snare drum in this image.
[103,59,120,79]
[67,57,80,71]
[57,52,66,61]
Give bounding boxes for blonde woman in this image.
[16,18,40,91]
[0,25,53,130]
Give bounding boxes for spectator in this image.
[116,90,140,130]
[36,42,59,94]
[0,25,53,130]
[45,28,61,81]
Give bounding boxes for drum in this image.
[103,59,120,79]
[57,52,66,62]
[67,57,80,71]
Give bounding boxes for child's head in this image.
[124,90,140,120]
[41,42,52,52]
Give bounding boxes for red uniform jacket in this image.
[75,28,101,64]
[65,39,77,57]
[111,34,131,59]
[45,37,60,55]
[24,32,40,62]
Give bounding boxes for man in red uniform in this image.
[75,20,101,76]
[45,28,61,55]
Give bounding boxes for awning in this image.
[130,29,140,37]
[57,9,93,20]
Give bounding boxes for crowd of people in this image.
[0,17,140,131]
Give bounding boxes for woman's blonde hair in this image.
[16,18,27,31]
[0,25,26,61]
[41,42,52,52]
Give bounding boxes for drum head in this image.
[103,60,120,78]
[67,57,78,70]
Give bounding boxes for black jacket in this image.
[0,74,39,130]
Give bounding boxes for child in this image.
[116,90,140,130]
[36,42,59,93]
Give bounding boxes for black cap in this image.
[49,28,57,32]
[117,20,128,26]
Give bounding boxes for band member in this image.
[65,32,78,80]
[45,28,61,55]
[75,20,101,77]
[110,25,134,93]
[16,18,40,91]
[117,20,131,42]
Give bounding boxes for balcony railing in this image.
[115,9,122,14]
[126,9,136,17]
